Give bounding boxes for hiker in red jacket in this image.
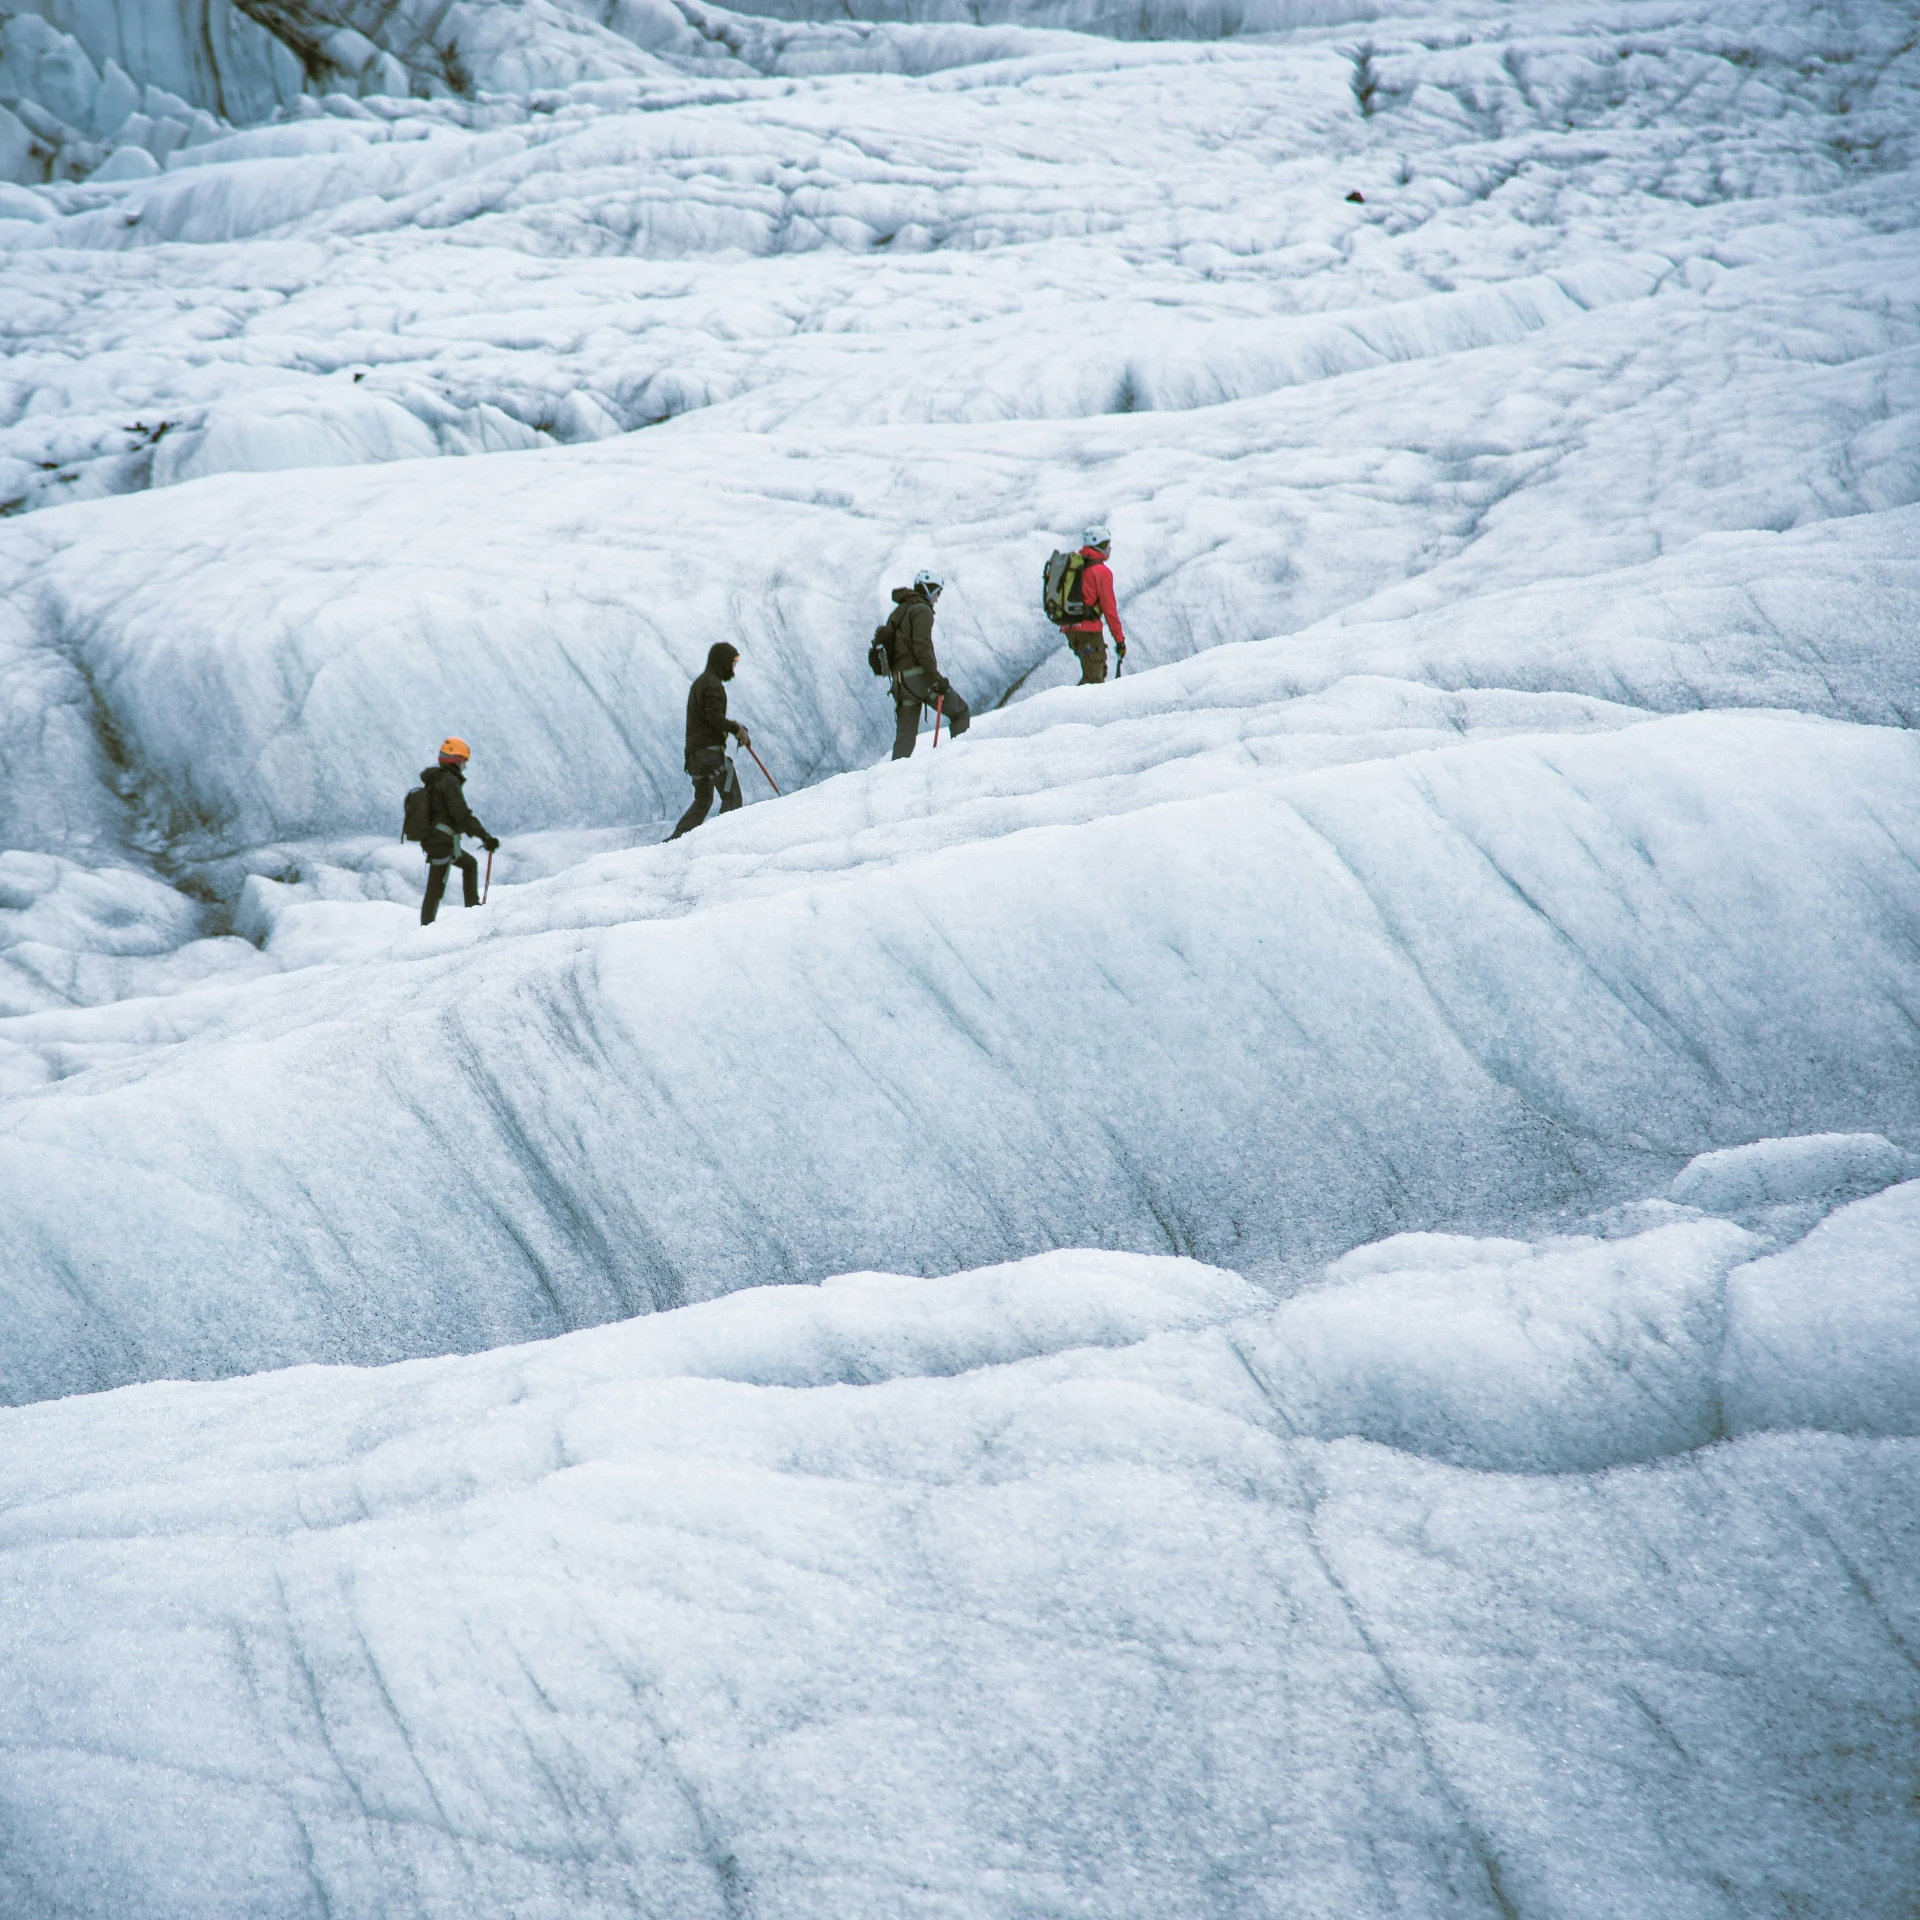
[1063,524,1127,685]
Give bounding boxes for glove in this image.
[1116,640,1127,657]
[734,724,751,749]
[482,835,500,853]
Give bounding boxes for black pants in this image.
[891,669,970,760]
[421,850,479,924]
[669,757,742,839]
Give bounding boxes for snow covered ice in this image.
[0,0,1917,1910]
[3,1228,1919,1917]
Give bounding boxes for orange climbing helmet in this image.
[438,736,471,766]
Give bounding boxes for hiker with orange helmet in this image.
[418,736,498,925]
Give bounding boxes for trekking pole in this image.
[932,695,944,748]
[483,846,493,904]
[744,742,781,794]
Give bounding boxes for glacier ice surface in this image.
[0,0,1917,1908]
[0,1233,1915,1916]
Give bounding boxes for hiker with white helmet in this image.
[1051,523,1127,684]
[878,568,971,760]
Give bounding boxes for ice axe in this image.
[743,740,781,794]
[932,694,944,747]
[483,846,493,904]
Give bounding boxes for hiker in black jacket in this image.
[885,570,970,760]
[669,643,752,840]
[419,736,499,925]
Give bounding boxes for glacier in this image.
[0,0,1917,1909]
[1,1224,1917,1916]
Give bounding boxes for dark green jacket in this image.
[886,587,941,678]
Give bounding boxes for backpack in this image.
[1042,549,1093,627]
[868,593,912,678]
[402,784,432,844]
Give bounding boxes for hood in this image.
[1079,546,1110,562]
[421,763,461,784]
[705,642,738,677]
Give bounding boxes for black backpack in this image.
[1042,549,1093,627]
[402,784,431,844]
[867,594,911,678]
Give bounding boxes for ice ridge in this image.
[0,1226,1916,1916]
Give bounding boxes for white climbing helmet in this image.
[913,568,944,597]
[1083,523,1111,549]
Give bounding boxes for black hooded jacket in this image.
[420,763,489,843]
[685,643,742,764]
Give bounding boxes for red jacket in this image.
[1065,548,1125,644]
